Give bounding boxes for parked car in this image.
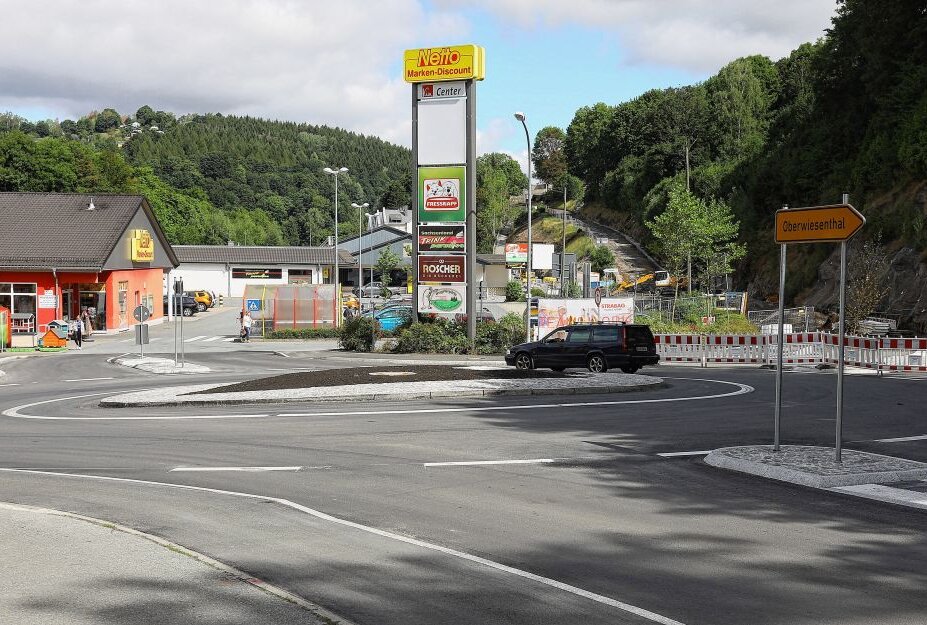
[184,291,213,312]
[364,305,413,332]
[504,322,659,373]
[164,295,198,317]
[354,282,384,299]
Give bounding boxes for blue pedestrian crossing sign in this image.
[246,299,261,312]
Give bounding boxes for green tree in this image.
[94,108,122,133]
[589,245,615,273]
[374,247,401,286]
[532,126,567,185]
[647,185,701,292]
[476,152,528,253]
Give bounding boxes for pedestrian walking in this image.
[241,310,253,342]
[70,317,82,350]
[81,307,94,339]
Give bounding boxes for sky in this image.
[0,0,838,174]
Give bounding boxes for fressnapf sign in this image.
[418,255,465,283]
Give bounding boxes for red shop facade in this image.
[0,193,178,343]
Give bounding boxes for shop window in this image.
[0,283,37,333]
[232,268,282,280]
[288,269,314,284]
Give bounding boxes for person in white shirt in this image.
[241,311,253,342]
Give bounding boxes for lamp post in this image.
[514,112,532,341]
[351,202,369,312]
[324,166,348,326]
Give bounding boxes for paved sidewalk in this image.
[0,502,347,625]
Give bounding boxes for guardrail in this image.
[655,333,927,373]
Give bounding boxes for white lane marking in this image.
[0,502,352,625]
[656,451,712,458]
[873,434,927,443]
[183,335,208,343]
[171,466,302,472]
[424,459,555,467]
[2,377,752,421]
[222,337,237,342]
[274,351,290,358]
[0,383,21,387]
[200,336,225,342]
[63,377,115,382]
[0,468,685,625]
[829,484,927,510]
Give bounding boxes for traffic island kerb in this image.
[704,445,927,488]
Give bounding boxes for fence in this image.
[747,306,816,332]
[635,293,750,324]
[655,332,927,373]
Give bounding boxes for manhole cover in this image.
[369,371,417,377]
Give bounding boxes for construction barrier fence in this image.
[655,333,927,373]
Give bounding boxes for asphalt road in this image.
[2,352,926,625]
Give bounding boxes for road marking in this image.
[829,484,927,510]
[200,336,225,342]
[872,434,927,443]
[0,468,685,625]
[170,466,303,472]
[0,383,21,387]
[63,377,115,382]
[424,459,555,467]
[656,451,712,458]
[1,377,752,421]
[184,335,208,343]
[222,337,237,342]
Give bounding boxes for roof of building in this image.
[173,245,355,266]
[0,192,177,270]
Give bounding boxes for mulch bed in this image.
[192,364,578,394]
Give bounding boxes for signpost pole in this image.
[466,78,477,349]
[774,205,788,452]
[411,83,419,325]
[836,193,850,462]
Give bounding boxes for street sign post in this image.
[133,305,151,323]
[773,198,864,461]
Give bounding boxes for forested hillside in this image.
[562,0,927,328]
[0,110,411,247]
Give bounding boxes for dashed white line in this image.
[0,383,21,387]
[424,459,555,467]
[170,466,303,472]
[872,434,927,443]
[63,377,115,382]
[656,451,712,458]
[200,336,225,342]
[0,467,686,625]
[183,335,208,343]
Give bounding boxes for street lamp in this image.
[514,112,532,341]
[324,166,348,326]
[351,202,369,312]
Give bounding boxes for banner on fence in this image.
[537,297,634,333]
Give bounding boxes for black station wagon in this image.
[504,323,659,373]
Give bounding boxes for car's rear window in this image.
[592,325,620,344]
[625,325,655,348]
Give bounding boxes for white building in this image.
[366,206,412,233]
[168,245,355,298]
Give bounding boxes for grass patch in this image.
[636,311,759,335]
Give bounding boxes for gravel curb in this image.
[109,355,211,375]
[99,375,665,408]
[705,445,927,488]
[0,501,353,625]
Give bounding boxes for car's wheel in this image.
[587,353,607,373]
[551,367,565,372]
[515,352,534,370]
[196,302,207,312]
[182,307,193,317]
[620,365,639,374]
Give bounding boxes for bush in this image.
[564,282,582,298]
[265,327,340,339]
[339,316,377,352]
[392,318,469,354]
[475,313,526,354]
[530,286,546,297]
[505,280,525,302]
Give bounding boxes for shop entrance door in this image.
[117,281,129,329]
[79,288,106,332]
[62,291,72,321]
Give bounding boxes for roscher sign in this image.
[775,204,865,244]
[418,255,465,283]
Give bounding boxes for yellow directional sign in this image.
[775,204,865,244]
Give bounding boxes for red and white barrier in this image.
[654,333,927,372]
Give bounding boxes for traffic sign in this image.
[245,299,261,312]
[775,204,865,244]
[594,287,602,307]
[133,305,151,323]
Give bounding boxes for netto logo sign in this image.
[418,48,461,67]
